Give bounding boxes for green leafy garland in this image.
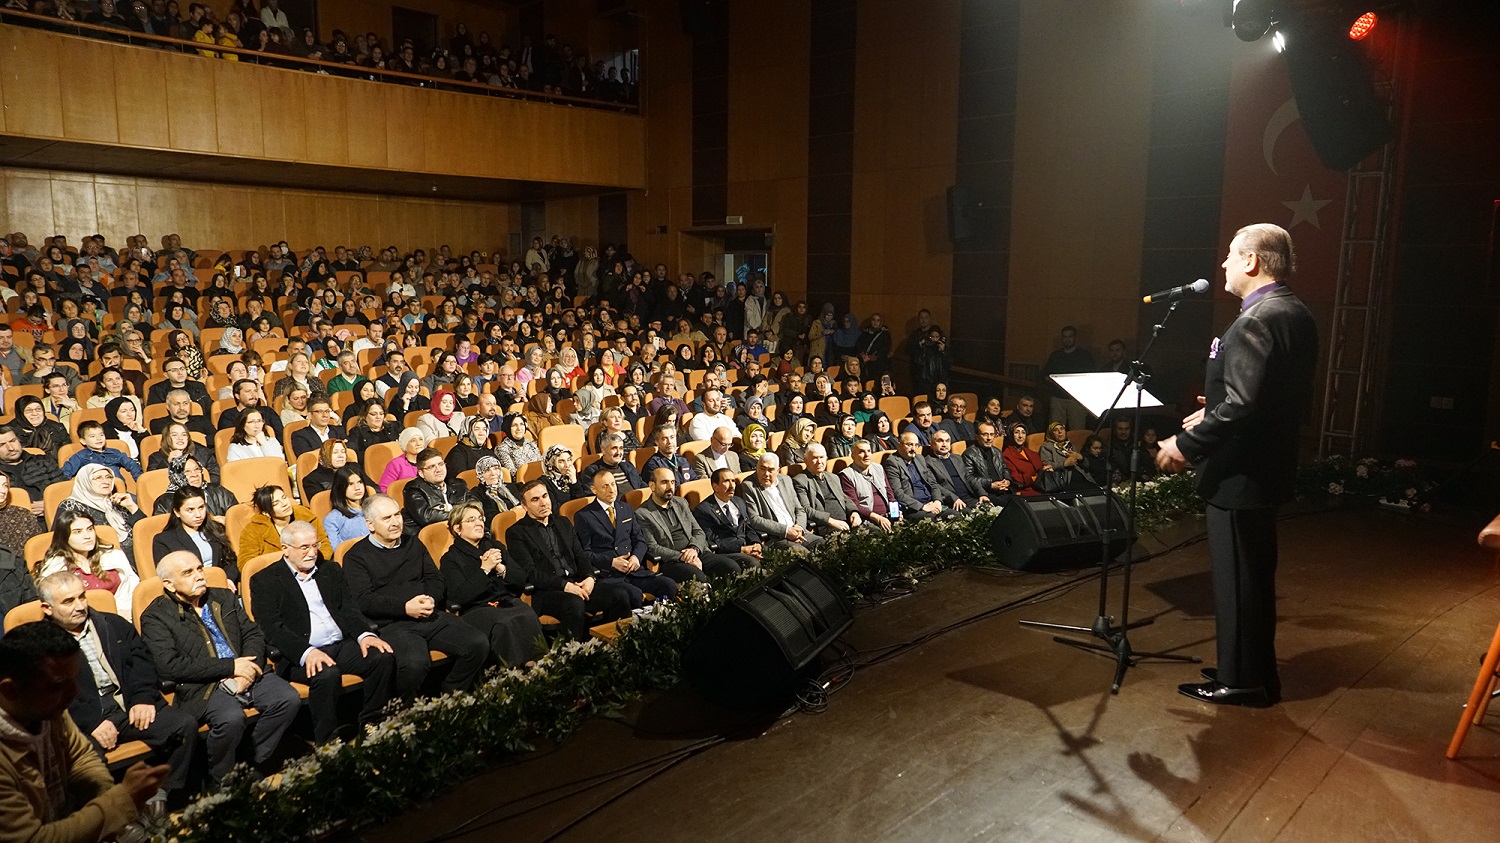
[158,456,1421,840]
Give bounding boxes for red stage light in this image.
[1348,12,1377,40]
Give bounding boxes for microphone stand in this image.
[1018,299,1200,693]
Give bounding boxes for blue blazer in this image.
[573,499,649,576]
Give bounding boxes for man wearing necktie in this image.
[692,469,764,561]
[574,469,679,609]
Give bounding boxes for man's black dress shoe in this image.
[1177,681,1277,708]
[1199,668,1281,701]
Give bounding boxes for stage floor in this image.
[361,507,1500,843]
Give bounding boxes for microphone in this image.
[1142,278,1209,304]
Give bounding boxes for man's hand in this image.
[828,518,850,533]
[611,555,636,573]
[951,498,967,511]
[405,595,435,619]
[128,704,156,731]
[990,479,1010,493]
[122,761,173,808]
[786,524,805,541]
[922,501,942,515]
[564,582,588,598]
[91,720,119,750]
[231,656,261,683]
[680,547,701,566]
[360,635,394,656]
[29,501,44,517]
[870,514,893,532]
[1156,436,1189,474]
[1183,395,1207,431]
[579,576,596,597]
[304,648,336,677]
[742,543,763,558]
[848,511,862,528]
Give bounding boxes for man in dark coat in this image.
[1157,223,1318,708]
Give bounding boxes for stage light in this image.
[1348,11,1377,40]
[1272,30,1287,52]
[1232,0,1276,42]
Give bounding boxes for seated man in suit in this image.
[146,356,212,415]
[140,551,301,785]
[250,521,397,743]
[642,423,697,485]
[738,453,824,553]
[636,467,751,579]
[693,469,764,565]
[38,571,198,806]
[961,421,1013,500]
[934,396,977,444]
[692,426,749,480]
[504,480,634,643]
[884,431,963,520]
[290,398,346,457]
[902,401,939,446]
[574,470,679,607]
[402,448,478,535]
[840,438,901,524]
[148,389,215,440]
[573,433,646,499]
[793,443,885,536]
[927,429,990,507]
[341,495,489,697]
[217,378,285,440]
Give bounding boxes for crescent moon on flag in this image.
[1262,98,1301,176]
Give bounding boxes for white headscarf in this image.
[65,463,132,536]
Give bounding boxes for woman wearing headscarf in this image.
[568,385,603,430]
[387,373,430,419]
[771,392,809,434]
[211,326,247,357]
[523,393,563,439]
[862,411,900,452]
[157,302,199,339]
[102,396,149,461]
[739,422,770,465]
[734,395,769,432]
[12,395,70,459]
[539,444,580,509]
[378,427,428,493]
[1039,421,1083,472]
[852,391,879,424]
[1001,422,1049,497]
[445,416,494,478]
[472,455,521,523]
[54,463,145,561]
[778,417,817,467]
[495,413,542,478]
[416,387,466,443]
[543,368,573,404]
[813,393,845,428]
[166,329,206,380]
[151,455,237,517]
[829,313,861,362]
[823,414,859,459]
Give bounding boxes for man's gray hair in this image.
[37,570,84,606]
[166,388,191,402]
[279,520,317,545]
[758,452,780,468]
[804,443,827,459]
[600,432,626,448]
[361,493,399,520]
[851,437,872,451]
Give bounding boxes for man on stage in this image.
[1156,223,1318,708]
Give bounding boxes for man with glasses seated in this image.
[146,357,212,416]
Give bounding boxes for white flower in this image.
[1395,458,1417,469]
[1355,465,1369,478]
[1328,482,1344,495]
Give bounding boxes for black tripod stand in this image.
[1019,301,1200,693]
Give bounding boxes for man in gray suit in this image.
[738,453,824,553]
[692,426,750,480]
[793,444,885,536]
[634,467,753,577]
[884,431,963,520]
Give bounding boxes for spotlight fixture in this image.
[1272,29,1287,52]
[1347,11,1377,40]
[1231,0,1276,42]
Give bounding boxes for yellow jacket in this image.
[0,711,137,842]
[238,507,332,567]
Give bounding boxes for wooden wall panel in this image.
[57,39,119,145]
[0,27,644,189]
[543,197,599,250]
[1006,1,1156,366]
[1,28,63,138]
[214,62,266,159]
[0,168,517,256]
[112,48,171,150]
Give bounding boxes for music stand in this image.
[1018,308,1200,693]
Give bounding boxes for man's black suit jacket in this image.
[145,380,212,415]
[504,516,591,594]
[1176,286,1318,509]
[290,424,346,457]
[692,496,760,554]
[249,558,377,663]
[67,612,169,735]
[573,499,648,575]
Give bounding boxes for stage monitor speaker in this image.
[1283,24,1392,170]
[990,492,1133,573]
[947,185,977,243]
[682,564,854,710]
